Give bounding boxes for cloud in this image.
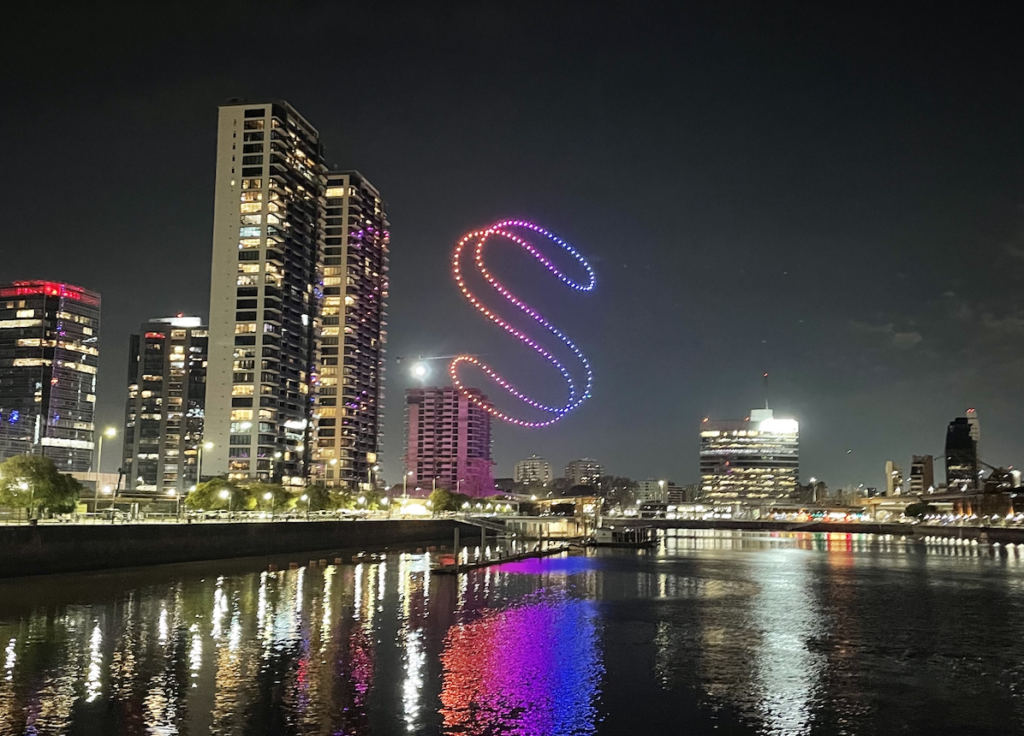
[892,331,923,349]
[980,310,1024,335]
[849,320,923,350]
[1003,243,1024,261]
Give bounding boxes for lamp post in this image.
[272,451,282,482]
[94,427,117,513]
[168,488,180,519]
[403,471,412,500]
[197,441,214,484]
[300,493,309,519]
[219,488,231,514]
[263,491,274,521]
[17,481,30,522]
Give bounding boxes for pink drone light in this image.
[450,219,595,428]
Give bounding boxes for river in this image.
[0,529,1022,735]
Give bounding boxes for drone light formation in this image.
[450,219,595,428]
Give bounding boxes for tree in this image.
[250,483,294,512]
[429,487,471,513]
[304,483,335,512]
[184,477,248,511]
[905,502,937,519]
[0,455,82,517]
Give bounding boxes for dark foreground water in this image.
[1,529,1023,735]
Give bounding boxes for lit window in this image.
[0,319,42,329]
[230,410,253,421]
[15,309,33,318]
[240,203,261,214]
[231,384,254,396]
[325,186,346,197]
[234,323,257,334]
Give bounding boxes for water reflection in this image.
[439,592,602,736]
[0,533,1022,734]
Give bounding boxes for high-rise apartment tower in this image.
[122,317,208,497]
[405,386,493,497]
[514,455,552,485]
[0,281,100,472]
[565,458,604,487]
[313,171,389,489]
[205,100,325,486]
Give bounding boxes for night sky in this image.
[4,3,1024,490]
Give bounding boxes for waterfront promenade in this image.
[0,518,480,578]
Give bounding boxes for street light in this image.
[197,441,214,483]
[300,493,309,518]
[17,481,31,521]
[263,491,274,520]
[219,488,231,513]
[94,426,117,512]
[403,470,413,499]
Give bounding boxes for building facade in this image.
[885,460,904,496]
[205,100,325,486]
[405,386,493,497]
[514,455,552,485]
[945,416,979,492]
[637,479,667,504]
[700,408,799,502]
[565,458,603,487]
[908,455,935,495]
[0,281,100,472]
[313,171,388,489]
[121,317,208,498]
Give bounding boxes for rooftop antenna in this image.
[763,372,770,410]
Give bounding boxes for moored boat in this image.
[588,526,658,548]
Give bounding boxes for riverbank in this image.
[0,519,479,578]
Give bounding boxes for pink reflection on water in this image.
[440,592,602,735]
[493,555,596,576]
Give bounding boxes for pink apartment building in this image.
[405,386,494,497]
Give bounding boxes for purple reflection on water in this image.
[440,592,602,735]
[494,555,597,576]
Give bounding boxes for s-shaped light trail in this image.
[449,219,595,428]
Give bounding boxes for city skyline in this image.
[3,5,1024,490]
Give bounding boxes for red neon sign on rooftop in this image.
[0,281,99,306]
